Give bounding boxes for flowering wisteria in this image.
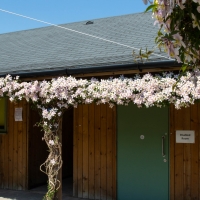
[143,0,200,70]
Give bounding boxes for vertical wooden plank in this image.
[23,100,28,190]
[198,103,200,199]
[88,103,95,199]
[0,100,7,188]
[73,107,78,197]
[0,99,5,188]
[174,108,184,200]
[28,107,33,188]
[183,107,191,199]
[112,106,116,200]
[100,104,107,200]
[198,103,200,200]
[0,135,5,189]
[77,105,83,198]
[170,105,175,200]
[82,105,89,198]
[4,126,9,189]
[190,104,199,200]
[106,105,113,200]
[0,135,4,188]
[13,103,19,190]
[28,108,31,189]
[2,135,8,188]
[94,104,101,200]
[8,102,14,189]
[17,101,23,190]
[0,98,5,188]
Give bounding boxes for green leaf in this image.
[170,30,179,35]
[181,64,188,72]
[145,4,156,13]
[147,51,154,55]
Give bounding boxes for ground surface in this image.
[0,178,86,200]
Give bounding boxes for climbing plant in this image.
[1,72,200,199]
[142,0,200,72]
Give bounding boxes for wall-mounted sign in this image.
[15,108,23,121]
[176,130,195,143]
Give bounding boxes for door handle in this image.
[162,136,165,157]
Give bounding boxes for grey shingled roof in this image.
[0,12,171,76]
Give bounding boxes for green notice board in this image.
[117,104,169,200]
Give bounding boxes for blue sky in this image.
[0,1,147,34]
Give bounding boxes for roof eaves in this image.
[0,60,181,78]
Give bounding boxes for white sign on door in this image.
[176,130,195,143]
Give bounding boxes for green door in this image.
[117,104,169,200]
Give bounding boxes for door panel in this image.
[117,104,169,200]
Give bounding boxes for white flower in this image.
[176,0,186,9]
[173,33,186,48]
[197,6,200,13]
[192,13,200,30]
[50,159,56,165]
[193,0,200,4]
[184,51,193,62]
[49,140,55,145]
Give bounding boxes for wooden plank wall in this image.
[73,103,116,200]
[170,103,200,200]
[0,100,28,190]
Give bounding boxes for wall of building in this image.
[170,103,200,199]
[73,103,116,200]
[0,100,28,190]
[1,98,200,200]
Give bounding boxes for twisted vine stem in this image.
[40,117,63,200]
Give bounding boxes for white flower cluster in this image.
[0,73,200,114]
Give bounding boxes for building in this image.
[0,12,199,200]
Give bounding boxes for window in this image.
[0,97,7,133]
